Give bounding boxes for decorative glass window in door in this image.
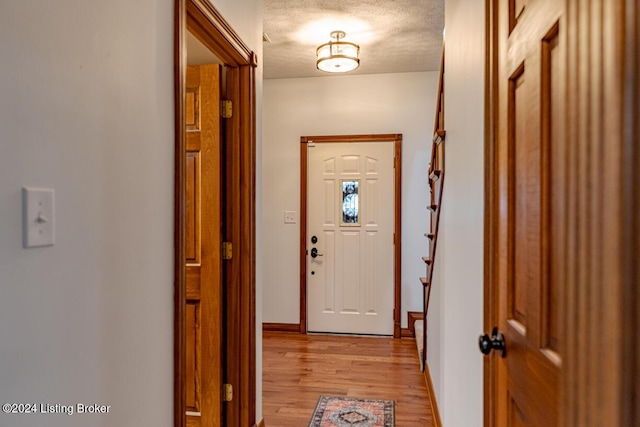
[340,180,360,226]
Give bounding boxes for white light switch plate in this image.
[23,187,55,248]
[284,210,297,224]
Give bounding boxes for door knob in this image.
[310,248,323,258]
[479,327,506,357]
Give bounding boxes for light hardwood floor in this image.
[262,331,435,426]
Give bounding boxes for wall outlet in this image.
[284,211,297,224]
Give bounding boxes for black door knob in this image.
[479,327,506,357]
[310,248,323,258]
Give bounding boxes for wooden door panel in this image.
[489,0,635,426]
[508,62,528,331]
[185,302,200,413]
[185,87,200,131]
[186,152,201,263]
[509,0,527,32]
[507,392,526,427]
[540,23,563,356]
[497,0,564,426]
[185,117,203,425]
[185,64,222,427]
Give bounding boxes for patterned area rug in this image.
[309,396,395,427]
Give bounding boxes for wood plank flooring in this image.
[262,332,435,426]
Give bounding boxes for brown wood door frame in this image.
[484,0,640,425]
[174,1,257,426]
[299,134,403,338]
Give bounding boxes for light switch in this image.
[284,210,297,224]
[23,187,55,248]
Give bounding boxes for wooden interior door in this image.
[185,63,223,427]
[486,0,639,425]
[492,1,565,425]
[306,141,395,335]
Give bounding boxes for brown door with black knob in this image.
[486,0,639,425]
[487,0,565,425]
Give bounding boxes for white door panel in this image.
[307,142,394,335]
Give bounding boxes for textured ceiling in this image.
[263,0,445,79]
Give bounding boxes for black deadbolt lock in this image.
[311,236,318,244]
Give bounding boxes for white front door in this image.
[307,141,395,335]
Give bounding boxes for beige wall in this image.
[427,0,485,425]
[0,0,263,425]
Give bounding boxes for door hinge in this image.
[223,383,233,402]
[221,100,232,118]
[222,242,233,260]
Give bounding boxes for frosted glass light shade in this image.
[316,32,360,73]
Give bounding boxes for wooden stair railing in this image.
[419,48,445,372]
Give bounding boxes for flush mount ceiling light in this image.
[316,30,360,73]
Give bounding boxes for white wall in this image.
[427,0,485,425]
[262,72,439,328]
[0,0,263,425]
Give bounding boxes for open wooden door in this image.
[492,1,565,425]
[185,63,223,427]
[485,0,639,426]
[175,2,258,426]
